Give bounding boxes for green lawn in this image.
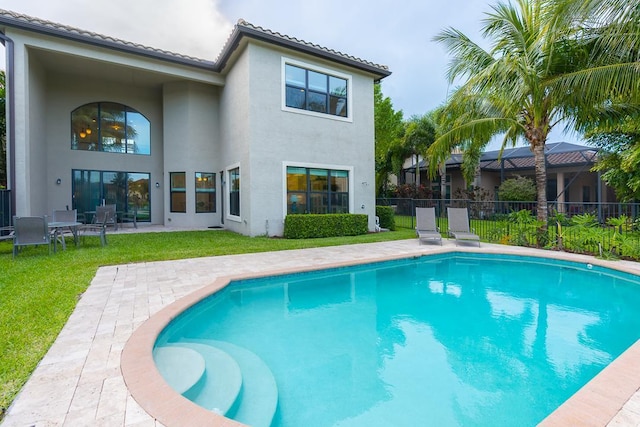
[0,228,415,416]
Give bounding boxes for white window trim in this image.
[225,163,241,223]
[281,57,353,123]
[282,161,355,215]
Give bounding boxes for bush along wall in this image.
[375,205,396,231]
[284,214,369,238]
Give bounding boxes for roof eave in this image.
[216,24,391,80]
[0,13,216,71]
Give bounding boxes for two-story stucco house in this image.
[0,10,390,236]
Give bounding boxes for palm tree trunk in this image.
[532,142,548,244]
[415,153,421,189]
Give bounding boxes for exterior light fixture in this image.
[155,182,160,188]
[56,178,62,185]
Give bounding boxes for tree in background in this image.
[402,114,436,187]
[498,176,537,201]
[428,0,640,242]
[0,70,5,189]
[588,117,640,201]
[374,83,403,196]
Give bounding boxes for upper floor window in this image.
[284,62,348,118]
[71,102,151,155]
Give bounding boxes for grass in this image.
[0,228,415,415]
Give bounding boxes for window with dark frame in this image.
[286,166,349,214]
[195,172,216,213]
[285,64,348,117]
[71,169,150,223]
[170,172,186,213]
[71,102,151,155]
[229,168,240,217]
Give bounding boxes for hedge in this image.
[284,214,369,238]
[376,205,396,231]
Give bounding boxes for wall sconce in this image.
[155,182,160,188]
[56,178,62,185]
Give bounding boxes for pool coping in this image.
[120,245,640,427]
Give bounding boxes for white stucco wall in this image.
[222,42,377,236]
[43,73,164,221]
[219,45,252,236]
[163,81,221,228]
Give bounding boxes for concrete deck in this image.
[2,236,640,426]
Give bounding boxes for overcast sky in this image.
[0,0,578,146]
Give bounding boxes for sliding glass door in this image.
[73,169,150,222]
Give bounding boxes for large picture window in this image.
[195,172,216,213]
[228,167,240,218]
[72,169,150,222]
[287,167,349,214]
[285,63,348,118]
[170,172,186,213]
[71,102,151,155]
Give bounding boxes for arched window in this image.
[71,102,151,155]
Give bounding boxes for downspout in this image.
[0,32,15,219]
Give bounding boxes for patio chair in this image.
[447,207,480,247]
[101,204,118,230]
[0,225,14,243]
[52,209,78,249]
[80,209,108,246]
[415,207,442,245]
[13,215,53,257]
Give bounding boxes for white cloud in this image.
[0,0,232,60]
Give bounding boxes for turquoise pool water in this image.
[155,253,640,426]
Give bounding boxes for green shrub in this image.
[376,206,396,231]
[284,214,368,238]
[498,175,536,201]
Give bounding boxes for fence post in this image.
[411,198,415,229]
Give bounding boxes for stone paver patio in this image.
[2,237,640,426]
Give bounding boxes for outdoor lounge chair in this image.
[415,207,442,245]
[447,207,480,247]
[12,215,53,257]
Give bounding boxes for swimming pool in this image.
[152,252,640,426]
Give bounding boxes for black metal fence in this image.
[0,189,10,228]
[376,198,640,260]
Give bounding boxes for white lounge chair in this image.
[447,207,480,247]
[415,207,442,245]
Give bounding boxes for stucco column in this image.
[556,172,565,213]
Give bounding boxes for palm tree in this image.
[428,0,640,240]
[402,114,436,187]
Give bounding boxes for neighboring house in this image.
[403,142,616,208]
[0,10,390,236]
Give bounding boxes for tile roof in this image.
[0,9,215,69]
[0,9,391,78]
[215,19,390,77]
[409,142,599,172]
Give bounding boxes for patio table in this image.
[49,221,82,250]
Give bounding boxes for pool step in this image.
[152,345,205,395]
[194,339,278,427]
[154,340,278,427]
[178,342,243,415]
